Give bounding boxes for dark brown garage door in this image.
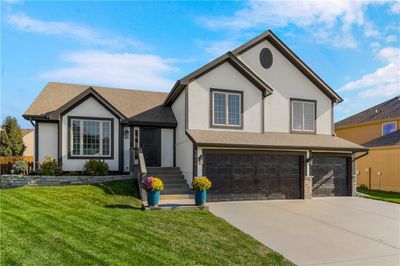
[312,155,350,197]
[203,150,303,201]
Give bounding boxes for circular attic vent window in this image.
[259,48,273,69]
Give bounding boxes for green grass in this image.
[358,188,400,204]
[0,181,291,266]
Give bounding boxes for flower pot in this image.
[147,190,160,207]
[194,190,207,206]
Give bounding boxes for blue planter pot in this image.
[147,190,160,207]
[195,190,207,206]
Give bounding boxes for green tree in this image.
[0,117,26,156]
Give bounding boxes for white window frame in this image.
[382,121,397,136]
[291,100,316,133]
[70,118,112,158]
[211,90,242,127]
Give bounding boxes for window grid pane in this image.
[213,93,226,124]
[83,121,100,155]
[102,122,110,155]
[72,120,80,155]
[292,102,303,130]
[303,102,315,131]
[228,94,240,125]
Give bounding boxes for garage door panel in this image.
[312,155,349,197]
[204,151,302,201]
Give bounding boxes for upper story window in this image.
[211,89,242,128]
[291,99,316,133]
[69,117,113,158]
[382,121,397,136]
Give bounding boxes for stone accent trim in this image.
[304,176,313,199]
[352,174,357,196]
[0,175,133,189]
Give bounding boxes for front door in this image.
[140,127,161,167]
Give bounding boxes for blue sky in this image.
[1,0,399,128]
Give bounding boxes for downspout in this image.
[29,118,35,127]
[352,150,369,162]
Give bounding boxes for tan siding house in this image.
[335,97,400,192]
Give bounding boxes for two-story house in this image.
[336,97,400,192]
[23,30,365,201]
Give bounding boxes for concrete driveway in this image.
[209,197,400,265]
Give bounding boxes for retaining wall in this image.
[0,175,134,188]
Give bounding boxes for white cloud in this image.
[6,13,145,49]
[199,0,384,49]
[386,34,397,42]
[40,51,179,91]
[390,1,400,14]
[339,47,400,98]
[196,39,239,57]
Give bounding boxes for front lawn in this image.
[0,180,291,265]
[357,188,400,204]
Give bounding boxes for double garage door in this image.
[203,150,350,201]
[203,150,303,201]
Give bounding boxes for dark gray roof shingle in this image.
[363,130,400,147]
[336,96,400,128]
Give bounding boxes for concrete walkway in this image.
[209,197,400,266]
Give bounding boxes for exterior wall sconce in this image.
[198,154,203,165]
[306,157,313,165]
[124,129,129,139]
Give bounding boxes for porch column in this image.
[304,150,313,199]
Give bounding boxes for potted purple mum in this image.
[141,176,164,207]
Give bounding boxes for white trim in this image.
[212,91,242,127]
[381,121,397,136]
[70,118,111,157]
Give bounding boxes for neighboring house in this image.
[21,129,34,157]
[23,30,365,201]
[336,97,400,192]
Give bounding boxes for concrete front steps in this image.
[147,167,192,196]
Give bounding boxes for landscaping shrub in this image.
[358,184,368,190]
[11,160,28,174]
[67,171,81,176]
[192,176,212,191]
[83,159,109,176]
[37,157,62,176]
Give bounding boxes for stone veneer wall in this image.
[304,176,313,199]
[0,175,134,188]
[352,175,357,196]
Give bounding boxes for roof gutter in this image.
[352,150,369,162]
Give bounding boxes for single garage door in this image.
[203,150,303,201]
[312,155,350,197]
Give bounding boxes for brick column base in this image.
[304,176,313,199]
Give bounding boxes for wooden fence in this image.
[0,156,34,175]
[356,146,400,192]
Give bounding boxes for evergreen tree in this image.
[0,117,26,156]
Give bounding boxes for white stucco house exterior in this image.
[24,30,365,201]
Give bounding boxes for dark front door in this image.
[203,150,303,201]
[312,155,349,197]
[140,127,161,167]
